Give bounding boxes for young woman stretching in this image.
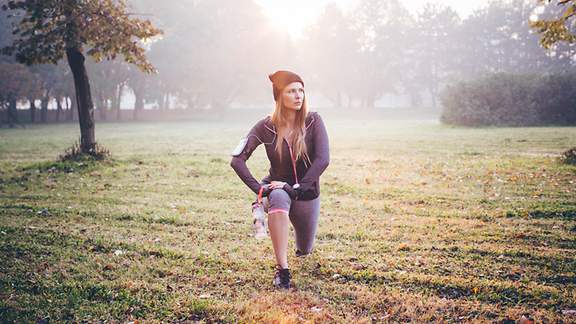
[230,70,330,289]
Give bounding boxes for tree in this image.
[0,63,39,127]
[531,0,576,47]
[303,4,360,108]
[409,4,460,108]
[2,0,161,153]
[126,64,149,120]
[50,63,75,122]
[29,63,69,123]
[451,0,558,79]
[87,58,130,120]
[123,0,295,112]
[352,0,412,108]
[185,0,273,111]
[0,2,13,63]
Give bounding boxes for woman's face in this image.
[281,82,305,111]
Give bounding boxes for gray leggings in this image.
[263,189,320,255]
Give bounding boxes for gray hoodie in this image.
[230,112,329,201]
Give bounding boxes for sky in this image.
[255,0,488,39]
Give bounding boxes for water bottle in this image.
[252,202,267,239]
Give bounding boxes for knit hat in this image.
[268,70,304,101]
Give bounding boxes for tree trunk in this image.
[56,97,62,122]
[66,46,96,153]
[159,93,166,111]
[110,89,118,112]
[428,80,438,109]
[133,91,143,120]
[163,93,170,110]
[72,96,78,121]
[67,96,75,121]
[115,84,123,121]
[430,63,438,109]
[8,99,18,128]
[29,99,36,123]
[8,98,18,128]
[97,92,107,121]
[40,95,49,123]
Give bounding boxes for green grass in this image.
[1,119,575,322]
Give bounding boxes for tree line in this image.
[1,0,575,124]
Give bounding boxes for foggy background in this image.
[0,0,572,122]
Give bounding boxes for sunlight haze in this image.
[256,0,488,39]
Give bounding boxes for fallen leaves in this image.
[351,263,368,271]
[398,243,411,251]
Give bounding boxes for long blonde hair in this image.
[271,95,311,166]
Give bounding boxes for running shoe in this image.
[273,267,291,289]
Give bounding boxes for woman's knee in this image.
[268,189,291,214]
[269,188,290,200]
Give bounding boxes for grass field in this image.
[1,118,575,322]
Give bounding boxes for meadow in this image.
[1,117,575,322]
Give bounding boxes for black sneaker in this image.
[273,267,291,289]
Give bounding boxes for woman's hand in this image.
[266,181,298,199]
[269,181,287,190]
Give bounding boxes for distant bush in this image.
[440,73,576,126]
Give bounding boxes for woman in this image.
[230,70,330,289]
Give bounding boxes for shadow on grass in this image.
[506,209,576,220]
[328,269,564,308]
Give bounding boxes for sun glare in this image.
[254,0,484,40]
[254,0,317,39]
